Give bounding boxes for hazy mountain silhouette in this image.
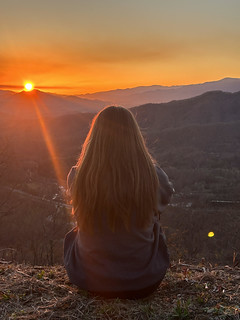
[79,77,240,107]
[0,89,107,119]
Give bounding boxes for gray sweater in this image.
[64,166,174,292]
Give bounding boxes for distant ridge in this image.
[79,77,240,107]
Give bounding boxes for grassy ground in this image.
[0,261,239,320]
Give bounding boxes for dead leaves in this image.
[0,262,239,319]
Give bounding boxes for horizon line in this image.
[0,84,77,90]
[0,76,239,95]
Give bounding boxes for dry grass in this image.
[0,261,239,320]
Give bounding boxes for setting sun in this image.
[24,83,34,91]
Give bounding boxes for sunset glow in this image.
[24,83,34,91]
[1,1,240,94]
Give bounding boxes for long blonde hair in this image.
[72,106,159,232]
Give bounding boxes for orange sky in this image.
[1,0,240,94]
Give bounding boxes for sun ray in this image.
[31,97,67,204]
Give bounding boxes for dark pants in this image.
[90,280,161,300]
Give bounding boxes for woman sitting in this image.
[64,106,174,299]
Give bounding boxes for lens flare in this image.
[24,83,34,91]
[208,231,214,237]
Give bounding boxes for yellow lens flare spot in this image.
[208,231,215,237]
[24,83,34,91]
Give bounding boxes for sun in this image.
[24,83,34,91]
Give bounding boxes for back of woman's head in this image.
[72,106,159,232]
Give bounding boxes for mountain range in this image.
[1,78,240,118]
[79,77,240,107]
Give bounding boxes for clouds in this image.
[55,36,187,65]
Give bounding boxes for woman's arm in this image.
[156,166,174,214]
[67,166,77,198]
